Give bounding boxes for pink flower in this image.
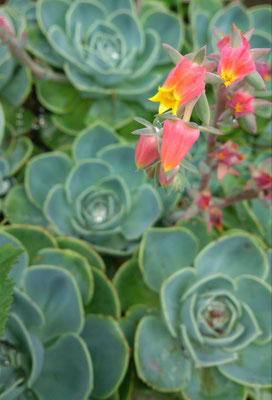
[161,119,200,172]
[218,46,255,87]
[217,31,250,51]
[250,160,272,201]
[157,164,179,187]
[256,61,270,81]
[209,140,246,180]
[227,90,254,118]
[135,135,159,169]
[195,190,212,210]
[149,58,206,115]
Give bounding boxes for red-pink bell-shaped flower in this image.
[161,119,200,172]
[135,135,159,169]
[227,90,254,118]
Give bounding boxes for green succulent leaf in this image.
[139,227,198,292]
[1,66,32,107]
[135,316,191,392]
[81,314,129,399]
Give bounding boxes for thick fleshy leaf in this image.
[139,227,198,292]
[4,185,48,226]
[52,99,92,135]
[182,367,245,400]
[37,0,69,35]
[121,185,162,240]
[33,333,93,400]
[142,10,183,64]
[248,5,272,37]
[98,145,145,191]
[73,123,119,161]
[11,288,44,331]
[161,268,196,337]
[235,275,272,344]
[178,217,210,251]
[195,232,269,280]
[3,225,57,265]
[182,275,235,300]
[0,230,28,286]
[24,266,84,341]
[81,315,129,399]
[113,258,160,312]
[1,66,32,107]
[85,267,120,318]
[219,341,272,387]
[180,324,237,367]
[44,184,76,236]
[135,316,191,391]
[56,236,105,271]
[25,152,72,208]
[33,248,94,305]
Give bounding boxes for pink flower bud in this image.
[157,163,179,187]
[256,61,271,82]
[209,206,223,231]
[161,119,200,172]
[227,90,254,118]
[0,15,13,37]
[218,46,255,87]
[135,135,159,169]
[250,159,272,201]
[149,57,206,115]
[195,190,211,210]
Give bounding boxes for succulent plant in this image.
[4,123,167,255]
[0,6,32,106]
[0,102,33,208]
[0,225,129,399]
[115,227,271,399]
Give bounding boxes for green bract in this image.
[4,124,164,255]
[0,6,32,106]
[0,102,33,207]
[116,228,271,399]
[0,225,129,399]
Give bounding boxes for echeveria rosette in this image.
[4,124,163,255]
[0,7,32,106]
[28,0,182,102]
[0,225,129,399]
[134,228,271,399]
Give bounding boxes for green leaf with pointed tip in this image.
[218,341,272,387]
[139,227,198,292]
[1,66,32,107]
[0,244,22,337]
[4,185,48,226]
[120,304,159,350]
[235,275,272,344]
[121,185,162,240]
[74,123,119,161]
[24,266,84,341]
[161,268,196,338]
[36,80,81,114]
[26,152,72,208]
[135,316,191,392]
[113,258,160,312]
[196,233,268,280]
[56,236,105,271]
[33,248,94,305]
[81,314,129,399]
[33,333,93,400]
[182,367,245,400]
[3,225,57,265]
[85,267,120,318]
[0,230,28,286]
[98,145,145,191]
[142,10,183,65]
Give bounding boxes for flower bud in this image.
[195,190,211,210]
[161,119,200,172]
[135,135,159,169]
[157,163,179,187]
[209,206,223,231]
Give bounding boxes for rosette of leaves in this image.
[25,0,183,130]
[0,6,32,106]
[4,123,164,255]
[0,225,129,399]
[0,102,33,208]
[115,227,271,399]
